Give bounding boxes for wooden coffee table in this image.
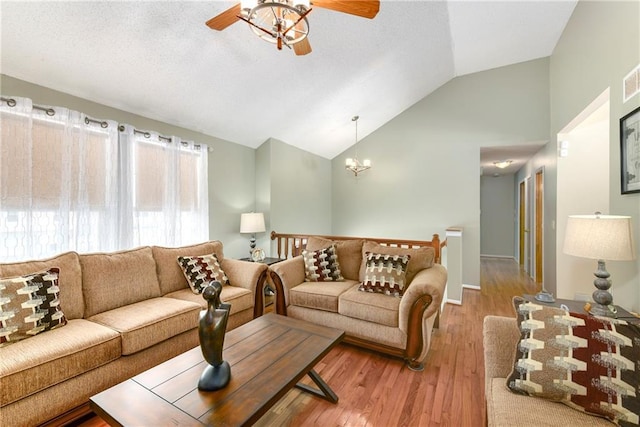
[90,313,344,427]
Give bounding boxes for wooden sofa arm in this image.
[399,265,447,329]
[268,256,305,315]
[482,316,519,382]
[397,264,447,370]
[221,258,268,317]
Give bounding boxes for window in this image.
[0,97,209,261]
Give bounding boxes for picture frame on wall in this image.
[620,105,640,194]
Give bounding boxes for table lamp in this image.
[563,213,636,317]
[240,212,266,259]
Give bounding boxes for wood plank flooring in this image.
[73,257,539,427]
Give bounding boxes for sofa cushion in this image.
[177,253,230,293]
[359,241,434,284]
[0,268,67,347]
[305,237,363,281]
[302,245,344,282]
[289,280,358,313]
[152,241,224,295]
[80,246,161,318]
[507,297,640,425]
[164,285,254,316]
[0,318,121,406]
[339,285,399,327]
[358,252,410,297]
[0,252,83,320]
[88,297,200,355]
[486,377,614,427]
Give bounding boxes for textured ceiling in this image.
[0,1,577,159]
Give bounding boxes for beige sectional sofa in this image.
[0,241,267,427]
[483,315,615,426]
[268,233,447,371]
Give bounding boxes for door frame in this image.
[518,178,527,269]
[534,167,544,283]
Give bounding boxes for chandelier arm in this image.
[283,8,312,37]
[236,14,276,38]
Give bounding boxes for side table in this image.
[524,295,640,324]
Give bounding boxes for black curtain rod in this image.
[1,96,109,128]
[2,96,211,151]
[118,125,172,143]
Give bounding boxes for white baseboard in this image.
[480,254,515,260]
[446,284,480,305]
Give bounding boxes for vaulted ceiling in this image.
[0,1,577,159]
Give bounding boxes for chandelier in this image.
[345,116,371,176]
[238,0,311,52]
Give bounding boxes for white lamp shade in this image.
[563,214,636,261]
[240,212,266,234]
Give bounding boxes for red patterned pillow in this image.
[302,245,344,282]
[177,253,229,294]
[358,252,411,297]
[0,268,67,347]
[507,297,640,425]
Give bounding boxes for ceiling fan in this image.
[206,0,380,56]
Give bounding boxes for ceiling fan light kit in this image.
[206,0,380,55]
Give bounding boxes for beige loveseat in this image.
[0,241,267,427]
[268,232,447,371]
[483,316,615,426]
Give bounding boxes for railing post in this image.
[445,227,463,305]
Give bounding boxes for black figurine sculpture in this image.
[197,281,231,391]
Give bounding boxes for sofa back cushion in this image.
[152,241,224,295]
[80,246,161,318]
[359,241,434,284]
[0,252,84,320]
[305,237,363,281]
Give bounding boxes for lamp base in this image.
[590,259,614,317]
[249,236,256,259]
[588,303,616,317]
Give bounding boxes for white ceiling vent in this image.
[623,64,640,103]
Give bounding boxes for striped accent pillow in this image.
[302,245,344,282]
[0,268,67,346]
[177,253,229,294]
[507,297,640,424]
[359,252,411,297]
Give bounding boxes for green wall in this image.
[256,138,332,257]
[549,0,640,311]
[331,58,551,290]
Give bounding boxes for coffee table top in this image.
[90,313,344,427]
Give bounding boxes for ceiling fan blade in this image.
[293,37,312,56]
[311,0,379,19]
[206,3,242,30]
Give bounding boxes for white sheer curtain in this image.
[0,97,120,260]
[1,98,209,261]
[118,124,209,248]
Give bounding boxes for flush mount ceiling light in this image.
[493,160,513,169]
[345,116,371,177]
[205,0,380,56]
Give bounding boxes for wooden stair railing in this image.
[270,231,444,264]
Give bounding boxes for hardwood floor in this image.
[74,257,539,427]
